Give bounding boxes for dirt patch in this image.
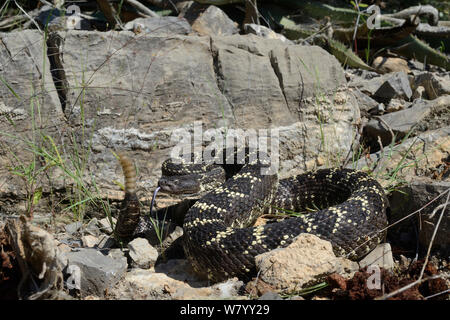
[0,226,20,300]
[326,260,449,300]
[415,104,450,133]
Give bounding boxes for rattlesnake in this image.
[115,149,389,282]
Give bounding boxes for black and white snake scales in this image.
[115,150,389,282]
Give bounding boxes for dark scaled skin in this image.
[117,150,389,282]
[182,167,388,282]
[114,152,140,242]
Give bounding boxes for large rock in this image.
[389,179,450,252]
[108,259,245,299]
[349,87,380,116]
[0,30,354,213]
[352,126,450,187]
[0,30,65,199]
[254,233,358,292]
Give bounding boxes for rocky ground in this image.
[0,0,449,300]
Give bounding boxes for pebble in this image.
[127,238,159,269]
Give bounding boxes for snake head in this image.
[158,174,202,194]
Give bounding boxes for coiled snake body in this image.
[116,149,389,282]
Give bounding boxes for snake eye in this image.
[158,178,176,192]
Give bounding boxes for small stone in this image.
[108,260,247,300]
[413,72,450,99]
[85,218,100,236]
[81,235,98,248]
[373,72,412,102]
[412,85,426,100]
[244,24,292,44]
[107,248,128,265]
[128,238,159,269]
[359,243,395,271]
[245,278,276,297]
[258,292,283,300]
[386,98,409,113]
[189,5,239,36]
[65,221,82,235]
[372,57,410,74]
[212,278,244,299]
[98,217,116,234]
[369,103,385,115]
[348,72,388,96]
[363,97,441,147]
[377,103,385,113]
[289,295,305,300]
[97,235,116,249]
[350,88,379,116]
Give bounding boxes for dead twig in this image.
[95,0,118,28]
[424,288,450,300]
[13,0,42,32]
[374,115,396,146]
[385,5,439,26]
[243,0,259,25]
[0,14,27,29]
[125,0,159,18]
[346,188,450,260]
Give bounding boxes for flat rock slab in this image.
[0,30,355,209]
[0,30,65,197]
[364,95,450,146]
[64,248,127,297]
[109,259,245,300]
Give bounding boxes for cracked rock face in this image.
[0,31,355,210]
